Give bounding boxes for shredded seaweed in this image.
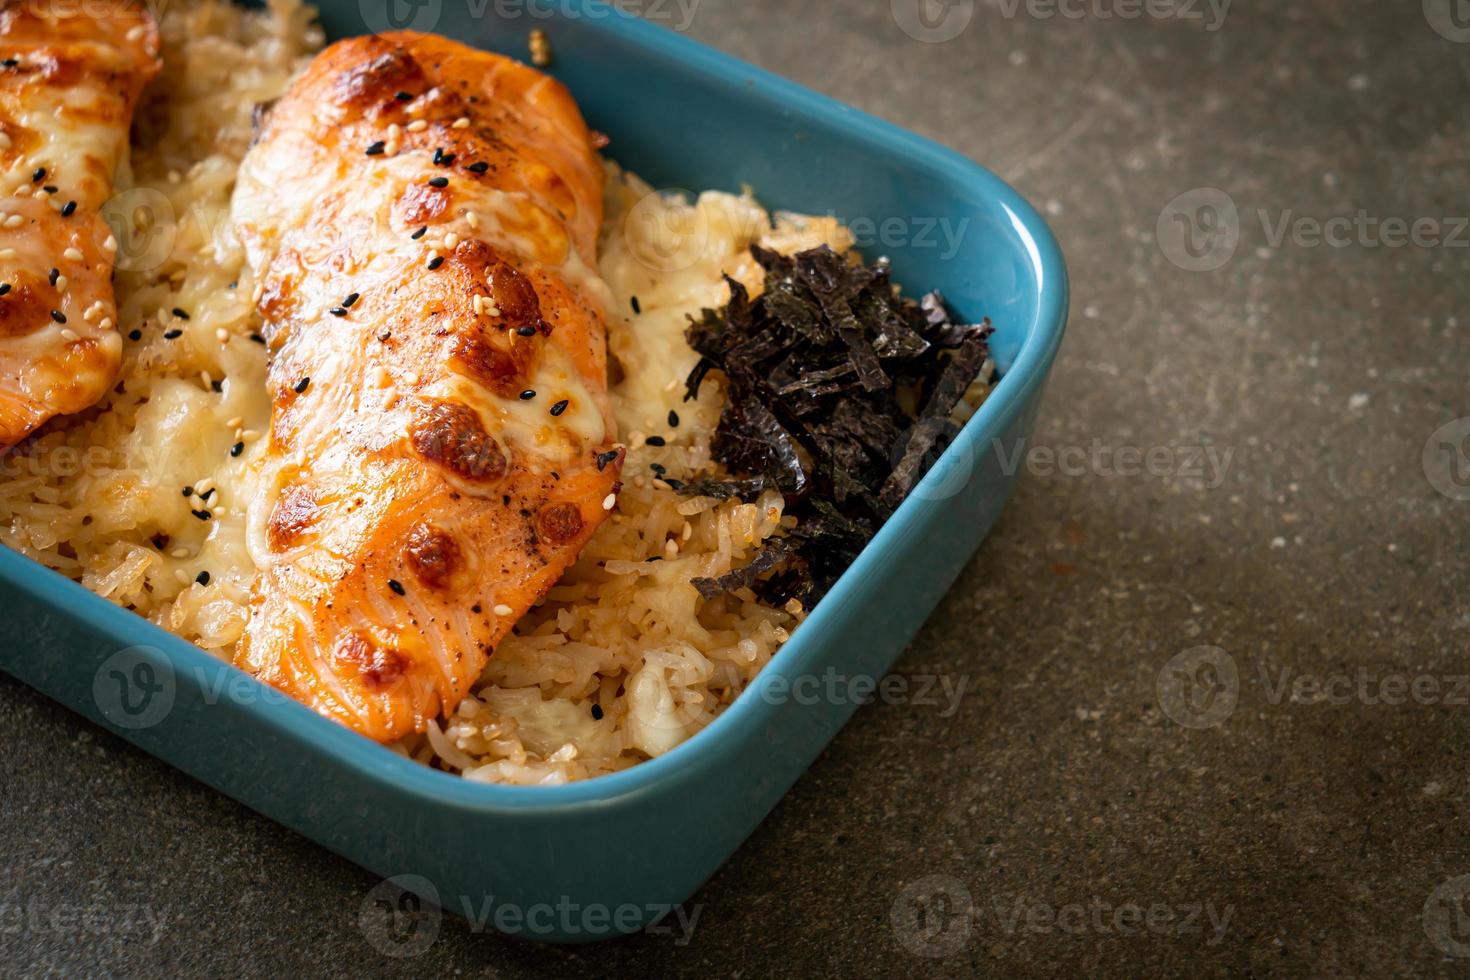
[681,245,993,604]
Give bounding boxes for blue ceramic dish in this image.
[0,0,1067,943]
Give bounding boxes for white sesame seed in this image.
[12,185,26,197]
[388,123,402,139]
[452,117,470,129]
[126,25,145,42]
[485,304,500,317]
[171,548,189,559]
[681,521,693,541]
[3,214,22,228]
[444,231,459,249]
[174,569,189,585]
[194,478,214,495]
[664,538,678,558]
[63,246,83,261]
[651,478,672,492]
[98,317,113,330]
[216,328,229,344]
[465,211,480,229]
[102,236,116,252]
[242,429,260,441]
[251,282,264,304]
[493,603,513,617]
[59,328,78,342]
[199,371,212,388]
[54,275,66,291]
[472,295,484,315]
[406,119,428,133]
[602,493,617,511]
[226,416,243,428]
[0,248,16,260]
[82,306,99,322]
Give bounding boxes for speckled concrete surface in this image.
[3,1,1468,976]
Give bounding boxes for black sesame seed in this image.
[596,450,619,471]
[229,441,244,457]
[211,380,223,393]
[426,255,444,271]
[182,486,194,497]
[549,399,569,417]
[30,167,44,183]
[49,309,65,324]
[60,200,75,218]
[518,389,536,400]
[630,295,641,314]
[645,435,666,447]
[342,292,360,308]
[388,579,406,596]
[172,307,190,320]
[195,571,211,586]
[467,161,489,174]
[192,509,212,521]
[1,58,17,68]
[516,325,537,337]
[200,488,215,501]
[249,332,266,344]
[649,462,666,475]
[328,306,348,317]
[471,604,483,614]
[432,148,455,166]
[394,90,414,101]
[294,377,311,394]
[668,410,680,428]
[645,556,664,563]
[41,185,56,194]
[0,283,10,296]
[128,329,141,341]
[47,267,58,286]
[427,176,449,188]
[591,703,604,720]
[411,226,427,240]
[163,329,181,339]
[365,140,386,156]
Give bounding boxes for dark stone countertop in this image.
[3,1,1468,976]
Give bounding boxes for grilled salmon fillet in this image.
[231,32,625,742]
[0,0,159,449]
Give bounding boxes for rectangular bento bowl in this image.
[0,0,1068,944]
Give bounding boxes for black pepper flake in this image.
[427,176,449,188]
[249,332,266,344]
[30,167,44,183]
[229,441,244,457]
[195,571,211,586]
[172,307,190,320]
[394,90,414,101]
[365,140,386,156]
[518,389,536,400]
[630,295,641,315]
[426,255,444,271]
[342,292,360,308]
[49,309,65,324]
[411,226,427,240]
[549,399,569,417]
[596,450,619,471]
[163,329,181,340]
[591,703,604,720]
[388,579,406,596]
[191,509,212,521]
[294,377,311,394]
[328,306,348,317]
[47,267,58,286]
[467,161,489,174]
[128,329,141,341]
[0,283,11,296]
[645,435,666,447]
[515,325,537,337]
[60,200,76,218]
[668,410,680,428]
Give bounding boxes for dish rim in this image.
[0,3,1069,810]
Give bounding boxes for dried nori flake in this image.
[677,244,992,602]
